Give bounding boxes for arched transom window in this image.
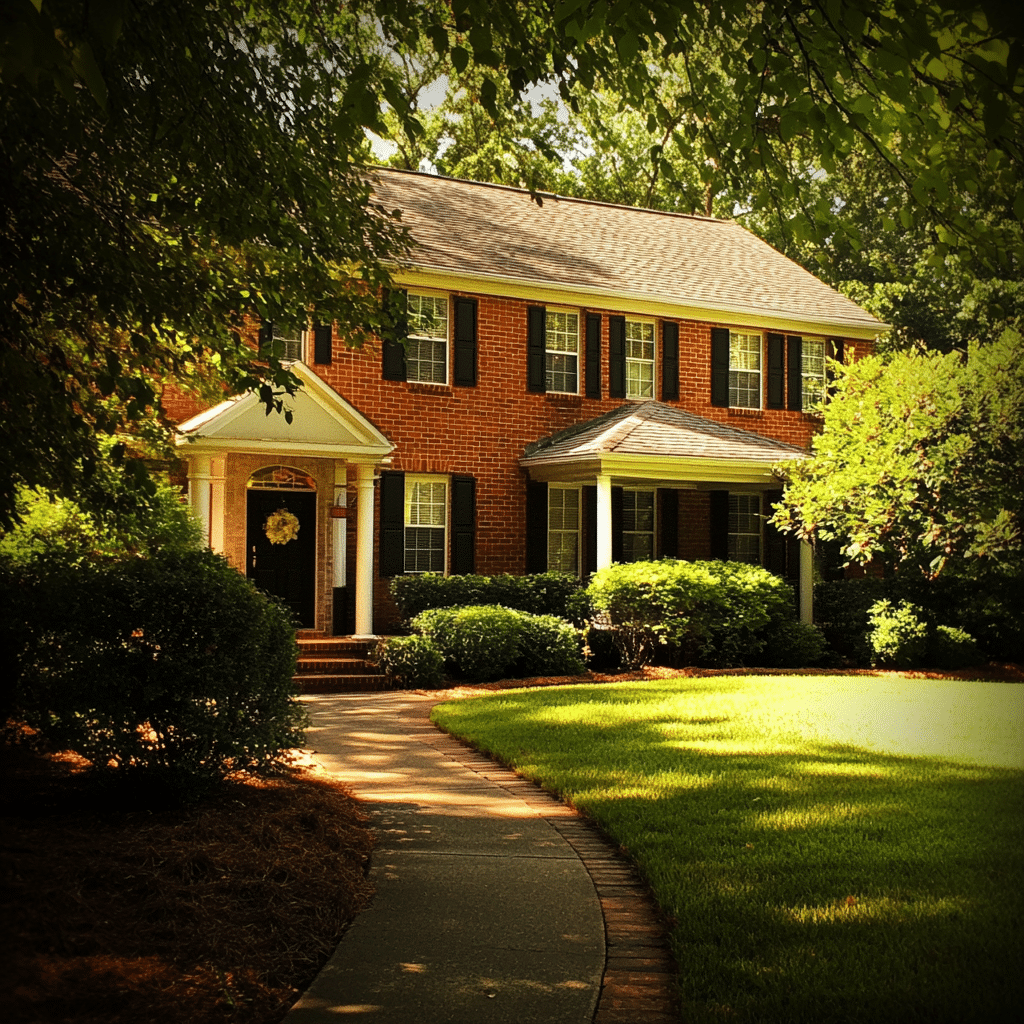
[246,466,316,491]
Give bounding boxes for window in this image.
[405,476,447,573]
[275,330,304,362]
[801,339,826,411]
[728,493,761,564]
[407,292,448,384]
[548,487,580,574]
[545,309,579,393]
[729,332,762,408]
[622,488,655,562]
[626,320,655,399]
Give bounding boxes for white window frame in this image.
[406,291,449,385]
[545,308,580,394]
[626,318,656,399]
[729,331,762,409]
[404,475,447,574]
[728,492,762,565]
[622,488,656,563]
[548,485,581,575]
[274,329,304,363]
[801,338,827,413]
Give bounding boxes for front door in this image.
[246,490,317,629]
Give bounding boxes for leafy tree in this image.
[773,330,1024,576]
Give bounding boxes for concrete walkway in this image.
[285,692,677,1024]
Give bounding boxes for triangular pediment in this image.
[175,363,393,460]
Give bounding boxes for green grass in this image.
[432,676,1024,1024]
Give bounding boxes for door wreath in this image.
[264,509,300,545]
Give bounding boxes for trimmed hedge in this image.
[411,604,584,682]
[586,559,795,669]
[5,549,305,802]
[391,572,581,621]
[374,634,445,690]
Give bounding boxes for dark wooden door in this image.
[246,490,316,629]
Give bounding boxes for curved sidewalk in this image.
[285,692,677,1024]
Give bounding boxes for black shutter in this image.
[379,471,405,577]
[382,289,408,381]
[526,480,548,573]
[584,485,597,576]
[709,490,729,559]
[258,319,274,356]
[661,321,680,401]
[313,322,332,365]
[711,327,730,407]
[787,335,803,411]
[585,313,601,398]
[609,315,626,399]
[453,297,477,387]
[451,475,476,575]
[767,333,785,409]
[659,489,678,558]
[763,489,787,576]
[826,339,845,398]
[527,305,546,392]
[611,486,624,563]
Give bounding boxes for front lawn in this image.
[432,675,1024,1024]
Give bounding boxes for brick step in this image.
[296,674,392,694]
[294,657,378,675]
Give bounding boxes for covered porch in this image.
[520,401,814,621]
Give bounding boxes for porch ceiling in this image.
[519,401,807,488]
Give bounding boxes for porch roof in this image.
[519,401,807,487]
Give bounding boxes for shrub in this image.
[391,572,581,620]
[374,634,445,689]
[586,559,794,669]
[6,549,305,803]
[813,577,886,665]
[411,604,583,682]
[758,619,830,668]
[928,625,981,670]
[867,599,930,669]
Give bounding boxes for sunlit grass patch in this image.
[432,676,1024,1024]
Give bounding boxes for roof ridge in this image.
[368,165,733,226]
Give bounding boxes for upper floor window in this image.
[626,319,655,399]
[407,292,448,385]
[545,309,579,393]
[728,493,761,564]
[404,475,447,573]
[801,339,826,411]
[622,488,655,562]
[548,486,580,574]
[729,331,762,409]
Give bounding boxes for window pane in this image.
[802,340,826,411]
[407,294,448,339]
[625,321,655,399]
[622,489,655,563]
[405,527,445,573]
[545,311,578,353]
[548,531,579,574]
[729,333,761,408]
[546,352,578,393]
[406,480,446,527]
[548,488,580,574]
[728,493,761,565]
[407,337,447,384]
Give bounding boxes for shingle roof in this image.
[521,401,807,465]
[370,167,882,334]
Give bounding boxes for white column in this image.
[353,462,376,638]
[188,455,213,548]
[208,457,226,555]
[332,463,347,588]
[800,540,814,624]
[596,473,613,570]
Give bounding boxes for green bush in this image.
[6,549,305,803]
[374,634,445,690]
[411,604,583,682]
[758,619,830,668]
[586,559,794,669]
[867,599,930,668]
[391,571,581,620]
[928,625,982,670]
[813,576,886,665]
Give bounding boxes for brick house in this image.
[175,168,882,638]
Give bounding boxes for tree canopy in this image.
[773,331,1024,575]
[2,0,1020,526]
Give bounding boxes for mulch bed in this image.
[0,736,375,1024]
